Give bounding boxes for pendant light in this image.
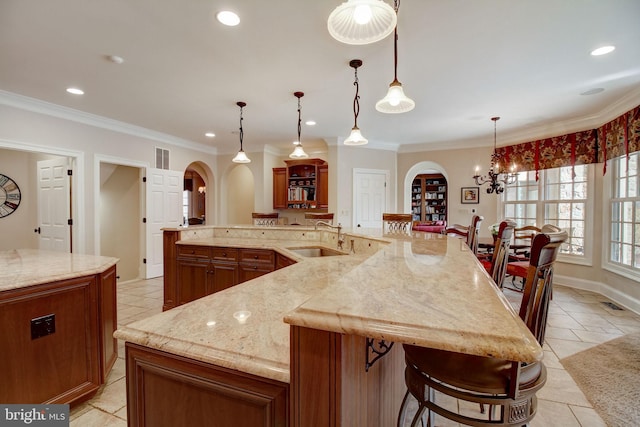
[328,0,397,45]
[289,92,310,159]
[375,0,415,114]
[344,59,368,146]
[232,101,251,163]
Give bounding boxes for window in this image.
[503,164,591,263]
[608,153,640,274]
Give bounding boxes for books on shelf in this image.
[288,186,315,201]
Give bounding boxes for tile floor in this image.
[69,276,640,426]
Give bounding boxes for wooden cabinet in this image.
[0,266,117,405]
[273,158,328,210]
[238,248,275,283]
[411,174,448,222]
[317,164,329,209]
[276,252,296,269]
[176,245,212,305]
[272,167,287,209]
[168,244,284,308]
[125,343,289,427]
[211,247,239,293]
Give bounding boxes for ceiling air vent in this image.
[155,147,169,170]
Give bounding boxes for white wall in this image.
[100,164,140,282]
[0,101,218,255]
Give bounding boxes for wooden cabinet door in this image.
[273,167,287,209]
[99,265,118,381]
[317,164,329,209]
[176,258,209,305]
[238,263,273,283]
[276,253,296,269]
[211,262,238,293]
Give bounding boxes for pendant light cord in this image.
[238,104,244,150]
[393,0,400,82]
[297,96,302,142]
[353,66,360,128]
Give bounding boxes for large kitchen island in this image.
[114,225,542,427]
[0,249,118,405]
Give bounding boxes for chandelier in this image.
[473,117,517,194]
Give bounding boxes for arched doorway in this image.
[183,161,213,225]
[404,161,449,225]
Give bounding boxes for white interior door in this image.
[145,168,183,278]
[353,169,389,229]
[37,158,71,252]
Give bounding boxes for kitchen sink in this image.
[286,246,346,257]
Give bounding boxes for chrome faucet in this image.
[315,221,345,250]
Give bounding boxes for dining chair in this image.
[397,226,568,427]
[304,212,334,226]
[507,225,543,290]
[477,220,516,289]
[251,212,279,226]
[443,214,483,254]
[382,213,413,233]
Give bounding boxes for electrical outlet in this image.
[31,314,55,339]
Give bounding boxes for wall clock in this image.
[0,173,22,218]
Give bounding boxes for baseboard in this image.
[554,274,640,315]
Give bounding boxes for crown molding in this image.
[0,90,217,155]
[400,88,640,154]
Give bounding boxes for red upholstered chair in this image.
[443,215,483,254]
[477,220,516,289]
[397,226,568,427]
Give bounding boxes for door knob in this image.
[34,227,41,234]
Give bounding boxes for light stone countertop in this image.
[0,249,119,292]
[114,226,542,384]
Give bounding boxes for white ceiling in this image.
[1,0,639,156]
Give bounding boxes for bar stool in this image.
[397,226,567,427]
[251,212,279,226]
[382,213,413,233]
[304,212,334,225]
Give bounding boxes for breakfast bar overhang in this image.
[114,225,542,427]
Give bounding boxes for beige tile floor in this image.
[69,276,640,426]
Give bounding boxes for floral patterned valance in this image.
[494,104,640,176]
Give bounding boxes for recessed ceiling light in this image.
[66,87,84,95]
[107,55,124,64]
[205,132,216,138]
[581,88,605,96]
[591,46,615,56]
[217,11,240,26]
[305,120,316,126]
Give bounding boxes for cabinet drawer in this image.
[211,247,238,262]
[177,245,210,259]
[239,249,275,264]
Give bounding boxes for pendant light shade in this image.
[344,127,368,145]
[375,80,415,113]
[232,101,251,164]
[290,144,308,159]
[289,92,310,159]
[328,0,397,45]
[375,1,415,114]
[344,59,368,146]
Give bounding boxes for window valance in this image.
[494,104,640,176]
